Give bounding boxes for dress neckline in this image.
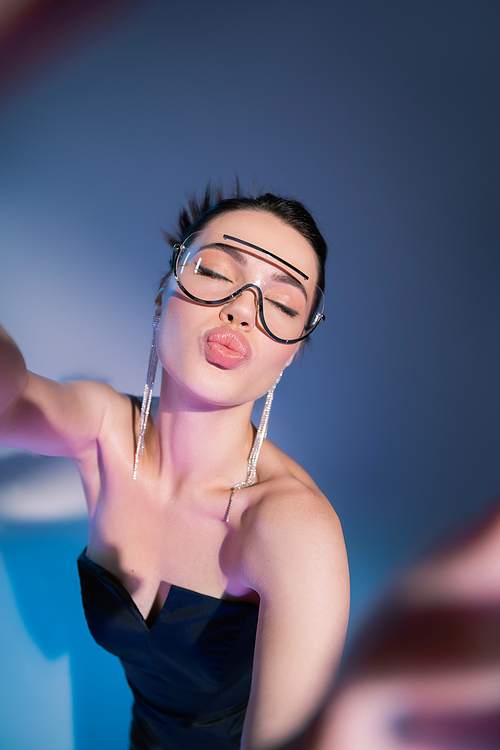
[78,548,257,630]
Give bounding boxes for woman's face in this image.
[156,209,321,408]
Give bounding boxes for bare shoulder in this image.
[1,373,132,458]
[236,446,349,748]
[55,378,136,453]
[250,438,343,533]
[238,443,349,603]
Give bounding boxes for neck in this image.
[155,371,256,496]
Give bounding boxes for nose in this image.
[219,288,258,331]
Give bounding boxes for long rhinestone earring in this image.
[224,371,283,522]
[133,315,161,479]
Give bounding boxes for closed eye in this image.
[265,298,299,318]
[195,264,232,282]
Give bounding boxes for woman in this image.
[0,187,349,750]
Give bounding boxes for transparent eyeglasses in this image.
[172,231,325,344]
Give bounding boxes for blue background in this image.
[0,1,499,748]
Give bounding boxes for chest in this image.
[86,482,252,619]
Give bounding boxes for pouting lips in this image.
[204,327,250,369]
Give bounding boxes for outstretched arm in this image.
[0,325,28,414]
[240,487,350,750]
[0,323,122,459]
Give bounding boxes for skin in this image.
[0,208,349,749]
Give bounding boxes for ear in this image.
[284,344,301,369]
[155,287,164,316]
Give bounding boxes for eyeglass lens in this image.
[176,234,323,342]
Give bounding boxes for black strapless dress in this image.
[77,550,259,750]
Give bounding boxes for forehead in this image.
[202,209,319,288]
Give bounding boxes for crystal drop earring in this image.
[133,315,161,479]
[224,371,283,522]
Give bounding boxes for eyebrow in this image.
[204,239,309,302]
[201,242,248,263]
[223,234,310,280]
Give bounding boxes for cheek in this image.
[156,296,197,368]
[160,294,184,334]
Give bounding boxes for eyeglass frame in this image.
[170,233,326,345]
